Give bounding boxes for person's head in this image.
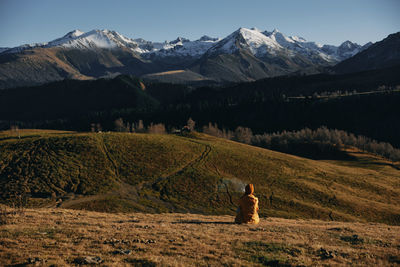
[245,184,254,195]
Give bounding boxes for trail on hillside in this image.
[55,135,124,209]
[97,134,120,180]
[150,139,212,186]
[58,136,214,210]
[168,140,212,176]
[150,138,237,211]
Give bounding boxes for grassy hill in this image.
[1,208,399,266]
[0,130,399,225]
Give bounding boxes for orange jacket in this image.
[235,194,260,224]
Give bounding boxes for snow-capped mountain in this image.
[0,27,379,88]
[206,27,366,64]
[207,28,282,56]
[0,28,365,63]
[0,29,220,58]
[145,36,220,58]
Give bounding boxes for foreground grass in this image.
[0,208,399,266]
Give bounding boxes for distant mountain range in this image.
[0,27,398,89]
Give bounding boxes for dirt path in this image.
[150,140,212,189]
[55,137,214,209]
[97,134,120,180]
[52,135,123,209]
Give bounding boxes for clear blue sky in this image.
[0,0,399,47]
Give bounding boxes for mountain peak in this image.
[338,40,360,52]
[207,27,282,56]
[170,37,190,44]
[272,28,280,34]
[198,35,218,42]
[64,29,85,38]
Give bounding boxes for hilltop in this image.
[1,130,399,226]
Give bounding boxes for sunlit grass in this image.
[0,208,399,266]
[0,130,399,225]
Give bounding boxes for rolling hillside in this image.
[0,130,399,225]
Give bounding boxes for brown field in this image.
[1,207,399,266]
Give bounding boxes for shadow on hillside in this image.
[173,220,235,225]
[343,152,400,170]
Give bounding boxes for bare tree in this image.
[136,120,145,133]
[96,123,102,133]
[10,125,20,139]
[187,118,196,131]
[234,127,253,144]
[148,123,166,134]
[114,118,127,132]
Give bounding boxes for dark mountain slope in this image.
[0,75,159,121]
[1,67,399,146]
[333,32,400,73]
[0,47,164,89]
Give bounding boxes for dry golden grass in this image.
[1,130,400,225]
[0,207,399,266]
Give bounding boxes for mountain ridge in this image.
[333,31,400,74]
[0,27,388,89]
[1,27,365,62]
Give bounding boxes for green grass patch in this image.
[234,241,302,266]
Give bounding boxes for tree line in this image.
[109,117,400,162]
[111,117,195,135]
[203,123,400,162]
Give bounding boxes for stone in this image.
[318,248,335,260]
[74,256,103,265]
[113,249,132,255]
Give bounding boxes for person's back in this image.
[235,184,260,224]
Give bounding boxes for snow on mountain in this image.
[54,29,143,50]
[206,27,362,63]
[261,29,364,63]
[0,27,364,63]
[0,29,220,58]
[47,29,85,47]
[207,27,283,56]
[147,36,220,58]
[337,41,362,57]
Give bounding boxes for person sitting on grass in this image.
[235,183,260,224]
